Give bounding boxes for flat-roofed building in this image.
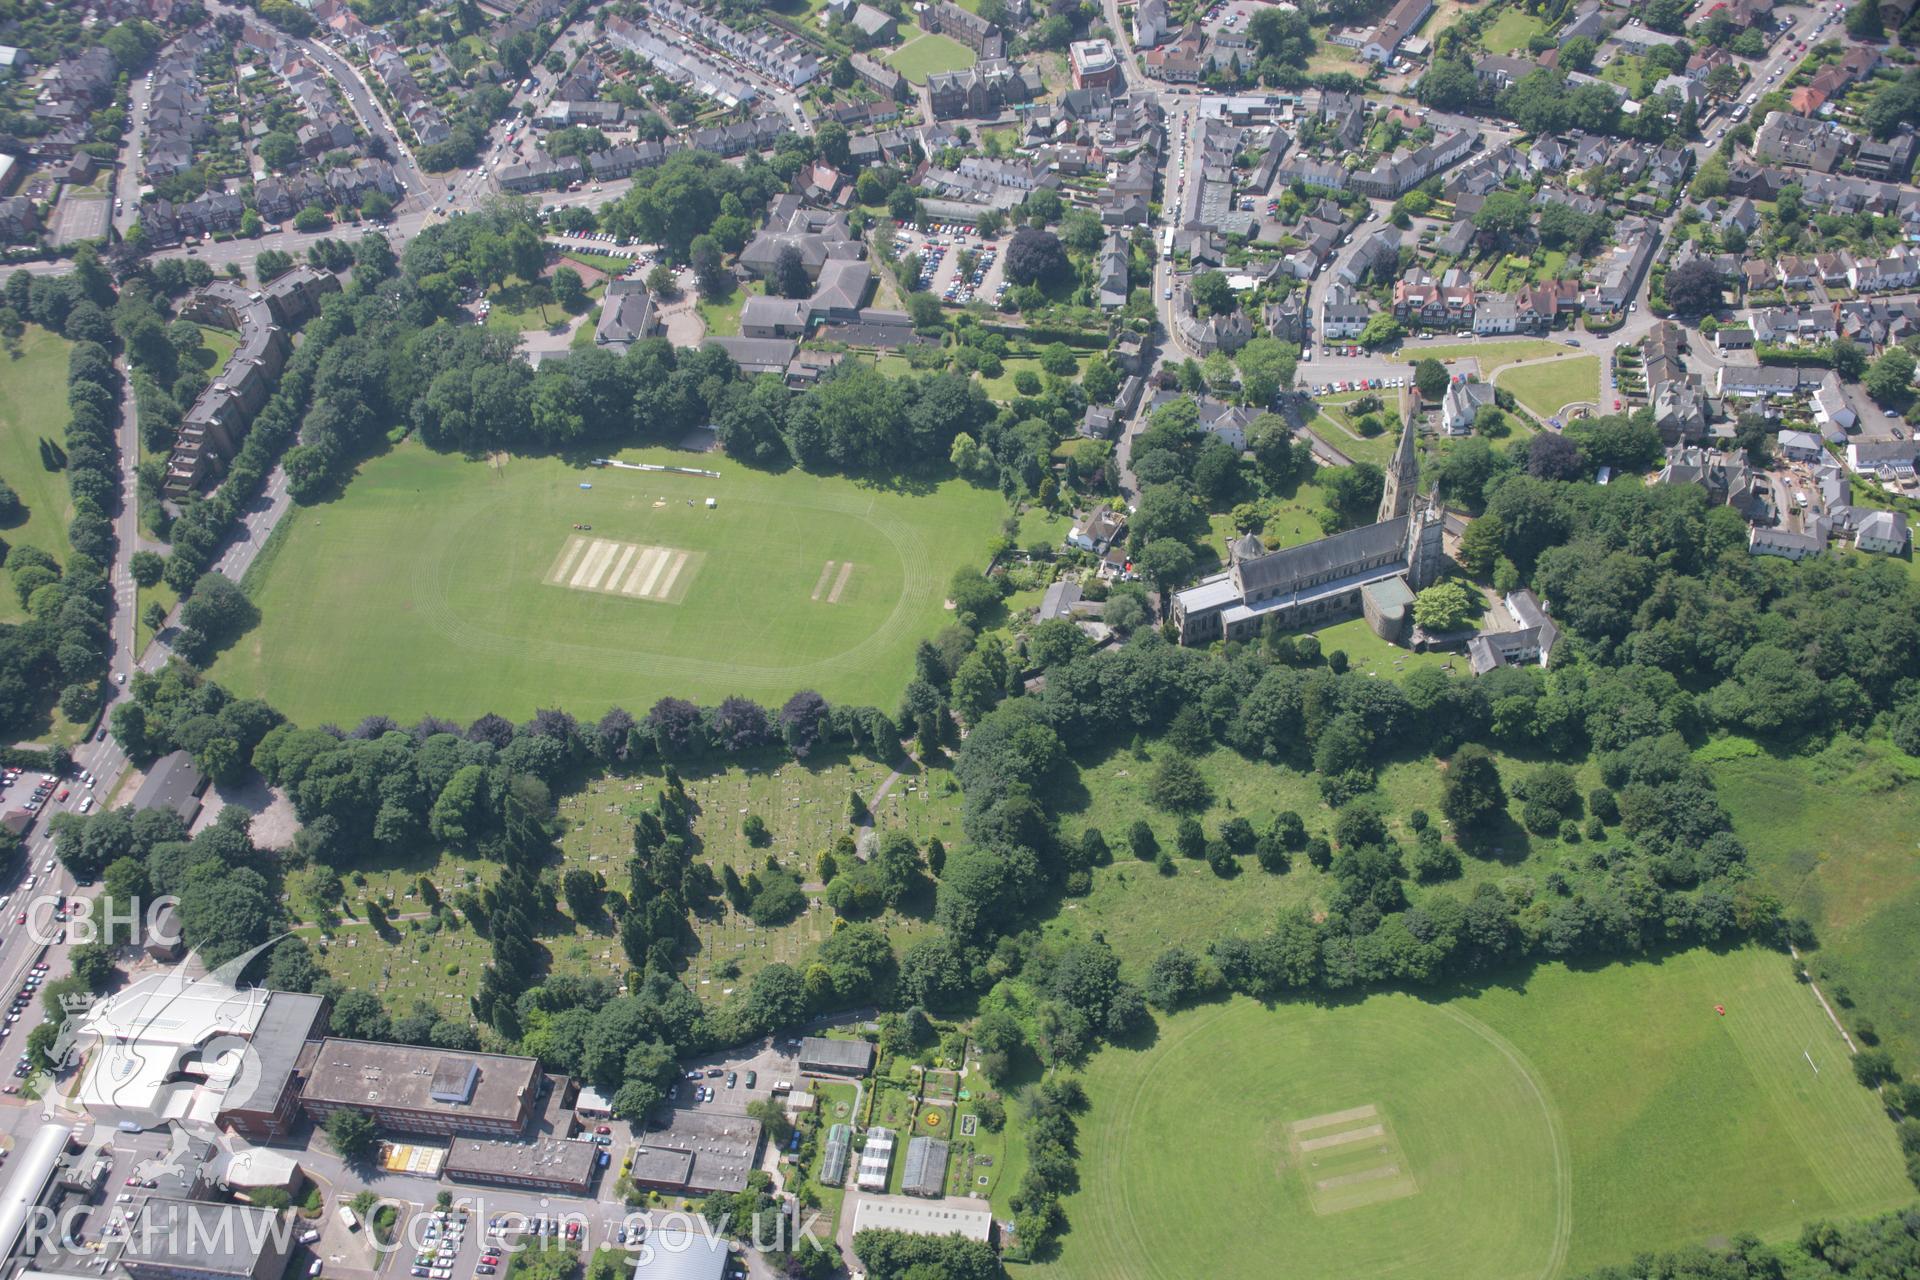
[218,991,329,1140]
[626,1108,763,1195]
[444,1137,597,1194]
[117,1198,294,1280]
[629,1228,729,1280]
[849,1194,995,1243]
[298,1039,540,1137]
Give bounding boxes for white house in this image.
[1855,509,1910,554]
[1441,380,1496,436]
[1776,429,1824,462]
[1812,375,1858,434]
[1847,440,1917,482]
[1472,294,1518,336]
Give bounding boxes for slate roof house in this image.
[595,279,661,354]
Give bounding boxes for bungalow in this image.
[1790,86,1828,116]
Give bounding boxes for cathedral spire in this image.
[1379,401,1419,522]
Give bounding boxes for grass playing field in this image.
[1497,356,1601,420]
[883,32,977,84]
[1035,946,1910,1280]
[0,327,76,622]
[1714,735,1920,1068]
[207,441,1006,725]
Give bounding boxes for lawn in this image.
[883,32,976,85]
[1714,736,1920,1068]
[137,579,179,651]
[483,280,601,336]
[1409,339,1577,371]
[0,326,76,623]
[1482,6,1545,53]
[977,354,1078,402]
[1035,947,1909,1280]
[698,286,748,339]
[1310,389,1400,467]
[1496,356,1601,420]
[1205,477,1334,555]
[206,440,1008,725]
[197,325,239,370]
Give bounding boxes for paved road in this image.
[112,74,148,239]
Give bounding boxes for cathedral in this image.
[1172,405,1446,646]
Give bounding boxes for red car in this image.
[595,1125,611,1135]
